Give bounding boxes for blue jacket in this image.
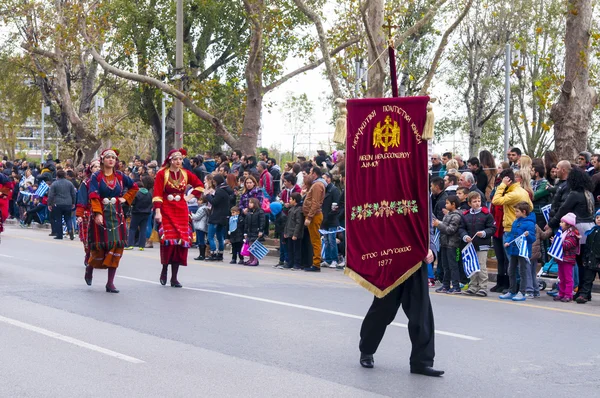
[505,212,537,256]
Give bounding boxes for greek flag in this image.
[548,230,564,261]
[541,204,552,224]
[318,226,346,235]
[432,229,440,252]
[461,243,480,278]
[515,234,530,262]
[249,240,269,260]
[35,180,49,197]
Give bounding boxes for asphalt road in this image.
[1,226,599,397]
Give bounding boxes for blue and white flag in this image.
[432,229,440,252]
[515,234,530,262]
[461,243,480,278]
[35,180,49,197]
[249,239,270,260]
[548,229,564,261]
[541,204,552,224]
[318,226,346,235]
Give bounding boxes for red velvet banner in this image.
[344,96,430,298]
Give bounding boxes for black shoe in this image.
[69,231,74,240]
[278,261,285,266]
[49,233,56,236]
[194,255,205,261]
[54,236,63,240]
[85,277,92,286]
[160,273,167,286]
[230,260,237,264]
[217,252,224,261]
[410,366,444,377]
[171,281,182,288]
[105,286,119,293]
[206,254,219,261]
[360,353,374,368]
[238,259,245,265]
[304,266,321,272]
[489,284,501,293]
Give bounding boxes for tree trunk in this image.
[366,0,385,98]
[240,0,265,155]
[550,0,598,161]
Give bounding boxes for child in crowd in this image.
[456,187,470,210]
[191,195,210,261]
[283,193,304,270]
[577,210,600,304]
[459,192,496,297]
[433,195,463,294]
[244,197,265,266]
[125,175,154,251]
[530,224,554,298]
[228,206,245,264]
[555,212,580,303]
[501,202,536,302]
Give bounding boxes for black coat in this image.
[431,191,448,221]
[321,183,341,229]
[584,228,600,270]
[473,167,488,195]
[284,205,304,239]
[458,208,496,250]
[206,184,235,225]
[549,190,594,228]
[549,180,570,219]
[131,189,153,214]
[228,215,245,243]
[244,208,265,241]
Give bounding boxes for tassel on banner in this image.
[422,98,436,141]
[333,98,347,145]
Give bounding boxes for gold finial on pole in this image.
[382,16,400,48]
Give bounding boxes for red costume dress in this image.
[153,151,204,286]
[0,173,13,236]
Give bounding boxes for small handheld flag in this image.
[541,205,552,224]
[461,243,480,278]
[547,230,564,261]
[515,234,531,263]
[249,240,270,260]
[35,180,50,197]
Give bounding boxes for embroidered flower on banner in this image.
[351,200,418,220]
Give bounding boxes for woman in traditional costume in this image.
[85,150,138,293]
[76,159,100,267]
[153,149,204,287]
[0,172,13,239]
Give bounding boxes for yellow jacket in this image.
[491,183,533,232]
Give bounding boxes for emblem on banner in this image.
[373,115,400,152]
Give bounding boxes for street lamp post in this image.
[174,0,184,150]
[95,97,105,156]
[40,104,50,161]
[161,94,172,164]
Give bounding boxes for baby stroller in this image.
[536,257,559,291]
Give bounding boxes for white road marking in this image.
[118,276,481,341]
[0,254,14,258]
[0,315,145,364]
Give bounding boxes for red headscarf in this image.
[99,149,120,170]
[161,149,184,168]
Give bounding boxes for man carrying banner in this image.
[341,95,443,377]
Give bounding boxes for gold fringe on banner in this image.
[422,99,435,141]
[333,98,347,144]
[344,261,423,298]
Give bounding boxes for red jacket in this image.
[259,170,273,199]
[560,228,580,264]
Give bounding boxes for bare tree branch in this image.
[419,0,473,95]
[394,0,448,48]
[360,0,386,78]
[263,37,360,93]
[292,0,344,98]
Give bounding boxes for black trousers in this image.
[300,226,313,267]
[128,213,149,248]
[52,205,73,238]
[287,237,302,268]
[231,242,243,261]
[493,236,508,276]
[579,267,598,299]
[359,263,435,368]
[24,212,41,225]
